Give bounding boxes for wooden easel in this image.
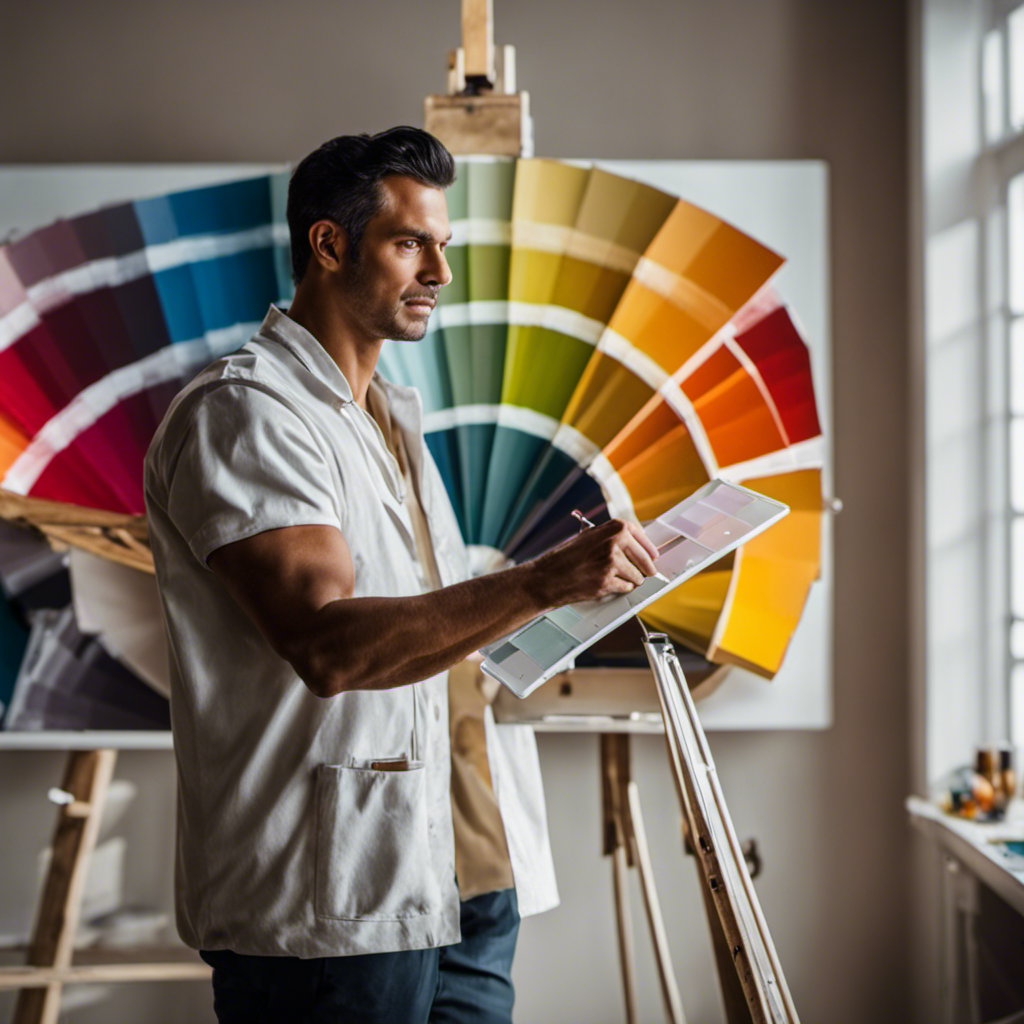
[601,732,686,1024]
[428,5,801,1020]
[0,750,209,1024]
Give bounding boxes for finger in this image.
[624,520,660,562]
[603,574,636,595]
[612,549,645,587]
[619,532,659,578]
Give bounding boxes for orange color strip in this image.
[682,348,786,467]
[0,415,29,478]
[617,425,709,522]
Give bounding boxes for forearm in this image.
[292,559,561,697]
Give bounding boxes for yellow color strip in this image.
[640,561,735,654]
[711,469,823,677]
[562,351,656,449]
[511,159,590,229]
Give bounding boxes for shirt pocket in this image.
[313,762,440,921]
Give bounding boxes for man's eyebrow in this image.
[391,226,453,243]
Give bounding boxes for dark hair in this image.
[286,126,456,284]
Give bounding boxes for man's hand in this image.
[529,519,660,608]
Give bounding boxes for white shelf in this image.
[0,732,173,751]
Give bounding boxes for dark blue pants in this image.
[200,889,520,1024]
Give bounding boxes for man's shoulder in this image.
[154,350,266,432]
[143,347,308,490]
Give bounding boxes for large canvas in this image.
[0,161,830,741]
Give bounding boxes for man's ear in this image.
[307,220,346,273]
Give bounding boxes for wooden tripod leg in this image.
[601,734,638,1024]
[14,749,117,1024]
[612,842,639,1024]
[625,780,686,1024]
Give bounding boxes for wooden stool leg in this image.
[625,780,686,1024]
[14,749,117,1024]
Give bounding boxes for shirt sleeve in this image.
[165,382,344,566]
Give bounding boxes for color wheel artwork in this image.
[0,158,824,682]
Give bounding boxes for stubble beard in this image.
[345,260,430,343]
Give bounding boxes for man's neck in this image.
[286,286,382,410]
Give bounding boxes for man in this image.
[144,127,658,1023]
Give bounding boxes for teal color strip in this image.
[425,428,465,536]
[477,426,550,549]
[455,421,496,544]
[496,446,582,551]
[376,342,410,387]
[388,325,453,414]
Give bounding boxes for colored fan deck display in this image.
[380,158,825,678]
[0,158,825,681]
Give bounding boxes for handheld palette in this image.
[481,480,789,698]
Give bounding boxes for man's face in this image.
[340,176,453,344]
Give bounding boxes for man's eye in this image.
[400,240,421,251]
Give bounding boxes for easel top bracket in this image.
[424,0,533,157]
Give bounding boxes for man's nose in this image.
[419,247,452,288]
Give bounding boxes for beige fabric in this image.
[366,382,442,592]
[366,381,515,900]
[447,660,516,898]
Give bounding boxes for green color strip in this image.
[502,328,593,417]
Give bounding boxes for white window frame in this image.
[983,0,1024,746]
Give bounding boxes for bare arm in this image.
[207,518,658,698]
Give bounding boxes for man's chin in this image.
[390,322,430,343]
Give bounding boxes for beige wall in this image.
[1,1,910,1021]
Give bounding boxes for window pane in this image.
[1012,419,1024,510]
[1013,663,1024,749]
[989,204,1006,315]
[1012,3,1024,131]
[1011,173,1024,316]
[1013,517,1024,614]
[985,28,1006,141]
[1012,318,1024,413]
[1013,620,1024,658]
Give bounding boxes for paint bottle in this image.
[974,744,1016,819]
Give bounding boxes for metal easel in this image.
[601,628,800,1024]
[426,5,802,1020]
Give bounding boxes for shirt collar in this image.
[255,304,355,404]
[255,305,425,416]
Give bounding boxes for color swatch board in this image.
[482,481,788,698]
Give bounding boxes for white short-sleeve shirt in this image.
[144,306,557,959]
